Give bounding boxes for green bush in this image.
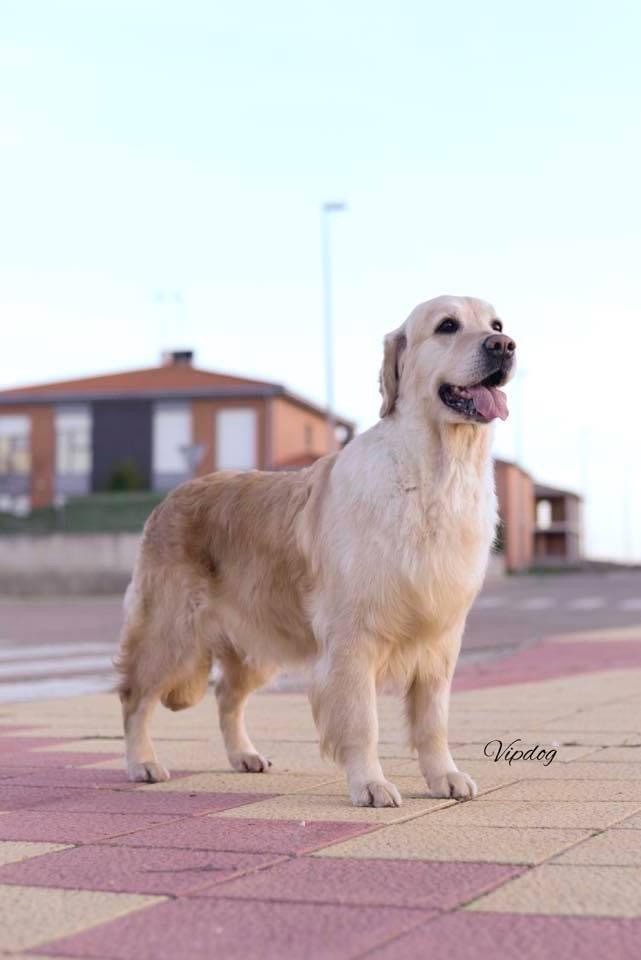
[106,459,144,492]
[0,491,165,535]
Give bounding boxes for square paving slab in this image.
[314,821,593,865]
[480,779,641,802]
[0,810,186,844]
[0,843,285,896]
[428,799,641,829]
[365,912,641,960]
[0,841,69,866]
[99,815,378,855]
[0,884,161,953]
[216,792,452,823]
[466,864,641,917]
[553,829,641,865]
[31,789,272,816]
[189,855,523,909]
[36,896,433,960]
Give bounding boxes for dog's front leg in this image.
[407,642,477,801]
[310,650,401,808]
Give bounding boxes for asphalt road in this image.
[1,570,640,701]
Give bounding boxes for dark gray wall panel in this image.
[91,401,152,492]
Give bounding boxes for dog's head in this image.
[379,295,516,424]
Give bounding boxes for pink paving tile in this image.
[0,736,72,753]
[0,724,41,735]
[0,783,78,812]
[0,749,120,768]
[35,897,433,960]
[0,844,285,896]
[0,766,43,780]
[190,857,523,909]
[3,767,192,789]
[0,783,269,816]
[366,912,641,959]
[0,809,186,844]
[454,640,641,691]
[38,790,274,816]
[100,817,379,855]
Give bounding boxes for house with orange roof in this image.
[0,351,355,511]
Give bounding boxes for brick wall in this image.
[495,460,535,572]
[271,397,331,466]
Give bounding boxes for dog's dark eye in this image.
[491,319,503,332]
[435,318,460,334]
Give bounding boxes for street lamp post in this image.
[321,201,347,454]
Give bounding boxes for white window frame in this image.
[216,408,257,471]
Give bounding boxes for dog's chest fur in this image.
[358,441,497,647]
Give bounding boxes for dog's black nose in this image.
[483,333,516,357]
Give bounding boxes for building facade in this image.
[533,483,582,566]
[494,459,536,572]
[0,352,354,511]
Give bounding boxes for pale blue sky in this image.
[2,1,640,560]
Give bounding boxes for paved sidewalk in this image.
[1,626,640,958]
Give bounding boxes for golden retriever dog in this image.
[116,294,516,807]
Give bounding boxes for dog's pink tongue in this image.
[468,385,509,421]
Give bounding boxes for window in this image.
[537,499,552,530]
[0,416,30,475]
[55,406,91,475]
[152,403,191,474]
[216,409,256,470]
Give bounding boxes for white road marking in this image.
[0,654,114,681]
[0,675,114,704]
[518,596,556,610]
[619,597,641,611]
[0,641,116,663]
[568,596,606,610]
[474,595,506,609]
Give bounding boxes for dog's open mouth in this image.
[438,369,509,422]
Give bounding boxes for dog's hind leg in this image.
[120,687,169,783]
[214,645,276,773]
[116,574,215,783]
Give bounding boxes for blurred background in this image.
[1,1,640,697]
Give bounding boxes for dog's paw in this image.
[353,779,402,808]
[230,751,272,773]
[428,771,477,800]
[127,761,170,783]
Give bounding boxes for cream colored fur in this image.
[116,294,516,806]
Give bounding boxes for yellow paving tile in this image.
[37,738,127,755]
[116,770,341,794]
[539,707,641,733]
[554,829,641,865]
[428,799,640,829]
[479,779,641,802]
[313,822,591,864]
[450,711,574,729]
[466,864,641,917]
[579,746,641,763]
[0,842,69,867]
[310,775,507,800]
[389,761,518,790]
[0,885,163,952]
[217,792,453,823]
[454,760,641,781]
[612,813,641,829]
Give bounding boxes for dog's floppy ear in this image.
[378,327,407,417]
